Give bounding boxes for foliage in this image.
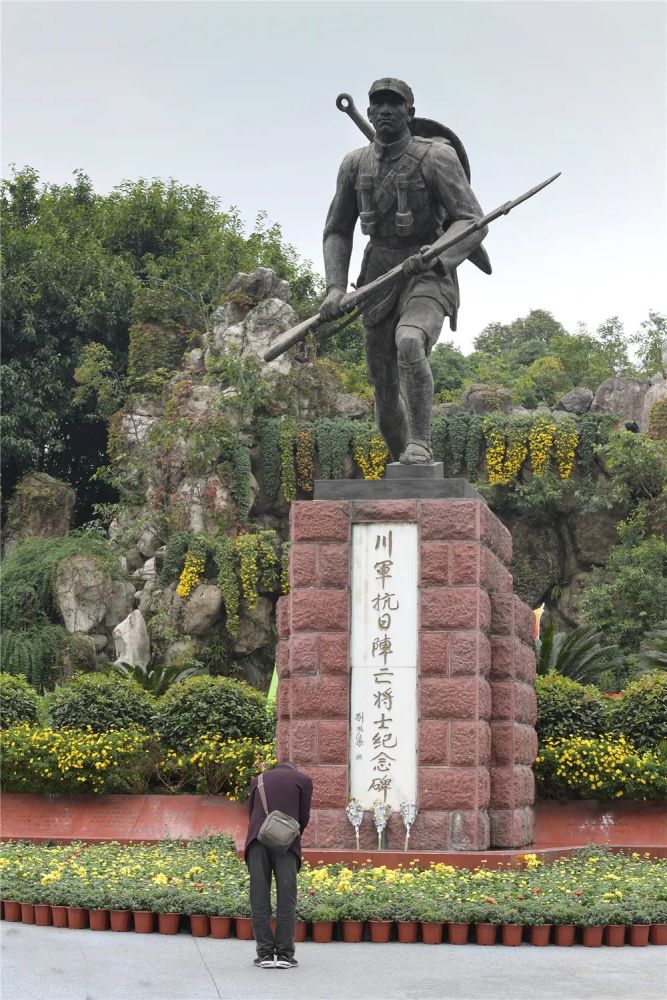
[295,427,315,494]
[159,531,192,585]
[535,624,623,685]
[636,624,667,674]
[278,419,297,503]
[553,419,579,479]
[352,423,389,480]
[535,674,608,742]
[430,415,448,465]
[153,675,269,751]
[176,536,207,599]
[597,432,667,504]
[214,536,240,638]
[259,418,282,505]
[0,672,39,728]
[235,533,260,607]
[230,445,252,526]
[157,736,276,799]
[448,413,470,472]
[579,515,667,652]
[429,340,470,398]
[607,672,667,750]
[0,724,156,794]
[632,311,666,375]
[463,414,483,479]
[647,398,667,441]
[47,673,156,732]
[535,735,666,800]
[316,418,353,479]
[0,622,65,692]
[109,660,205,697]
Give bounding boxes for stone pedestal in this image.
[275,495,537,851]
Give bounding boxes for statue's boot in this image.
[375,380,409,462]
[398,356,434,464]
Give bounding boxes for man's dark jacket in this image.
[244,763,313,868]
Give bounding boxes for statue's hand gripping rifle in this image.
[263,172,560,363]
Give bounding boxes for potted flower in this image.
[549,900,580,947]
[230,891,254,940]
[442,899,475,945]
[414,894,447,945]
[64,883,90,930]
[336,891,368,943]
[182,889,213,937]
[602,902,628,947]
[151,886,184,935]
[128,886,155,934]
[626,900,653,948]
[310,901,338,943]
[393,889,422,944]
[577,904,606,948]
[648,898,667,946]
[498,904,525,947]
[107,880,134,933]
[521,902,552,947]
[366,888,395,943]
[468,899,500,946]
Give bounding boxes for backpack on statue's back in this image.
[256,772,301,852]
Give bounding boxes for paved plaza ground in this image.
[2,923,666,1000]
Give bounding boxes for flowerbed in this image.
[535,734,667,800]
[1,840,665,945]
[0,725,275,799]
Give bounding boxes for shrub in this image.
[154,675,269,750]
[535,674,608,742]
[0,724,157,794]
[156,736,276,798]
[535,734,667,800]
[0,672,39,728]
[607,672,667,750]
[47,673,156,732]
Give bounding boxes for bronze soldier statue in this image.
[319,78,489,466]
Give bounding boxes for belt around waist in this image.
[369,235,439,251]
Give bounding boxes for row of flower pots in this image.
[3,902,666,946]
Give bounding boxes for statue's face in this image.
[368,91,414,141]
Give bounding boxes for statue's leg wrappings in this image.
[364,318,409,461]
[395,296,444,463]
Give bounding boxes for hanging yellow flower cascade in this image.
[554,420,579,479]
[528,417,556,476]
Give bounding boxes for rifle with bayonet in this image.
[263,172,561,363]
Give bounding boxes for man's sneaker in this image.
[275,954,298,969]
[254,954,275,968]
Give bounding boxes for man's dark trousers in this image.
[247,840,298,957]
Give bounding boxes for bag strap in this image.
[257,772,270,815]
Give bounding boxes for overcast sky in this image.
[2,0,665,352]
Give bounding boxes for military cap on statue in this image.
[368,78,415,107]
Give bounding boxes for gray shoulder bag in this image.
[256,773,301,852]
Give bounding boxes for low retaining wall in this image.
[1,794,664,863]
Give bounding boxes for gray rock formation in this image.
[105,580,137,630]
[233,597,273,655]
[556,387,594,414]
[54,555,113,634]
[6,472,75,544]
[508,517,563,607]
[591,377,647,425]
[641,380,667,433]
[113,610,151,667]
[462,383,513,415]
[227,267,291,304]
[572,509,623,566]
[181,584,223,636]
[212,287,298,380]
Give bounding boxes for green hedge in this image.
[0,672,39,728]
[607,672,667,750]
[535,674,608,742]
[154,675,269,751]
[47,673,156,732]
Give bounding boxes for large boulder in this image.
[113,610,151,668]
[641,379,667,433]
[232,597,273,655]
[462,383,513,415]
[555,572,593,628]
[227,267,291,304]
[591,377,647,425]
[120,397,165,447]
[105,580,137,629]
[212,276,298,379]
[181,584,223,636]
[7,473,75,543]
[555,387,593,414]
[54,555,113,634]
[333,393,371,420]
[507,517,563,607]
[570,508,623,566]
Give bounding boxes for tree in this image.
[429,340,470,397]
[633,311,666,375]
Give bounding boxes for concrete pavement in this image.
[2,923,666,1000]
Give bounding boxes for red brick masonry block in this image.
[407,811,451,850]
[450,631,491,677]
[290,721,318,764]
[419,632,450,674]
[289,544,318,589]
[420,677,491,721]
[276,639,291,678]
[490,807,535,848]
[290,590,349,633]
[490,766,535,809]
[420,500,480,541]
[290,501,350,542]
[318,633,349,674]
[451,721,492,766]
[419,542,450,586]
[480,504,513,564]
[419,766,488,811]
[303,766,349,809]
[489,593,514,636]
[449,809,491,851]
[513,594,535,645]
[450,543,481,586]
[490,635,522,679]
[491,722,538,766]
[419,720,450,765]
[318,720,349,764]
[420,587,490,631]
[276,596,290,639]
[515,643,537,685]
[289,633,319,675]
[481,547,513,594]
[351,499,419,522]
[290,676,348,720]
[318,544,350,589]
